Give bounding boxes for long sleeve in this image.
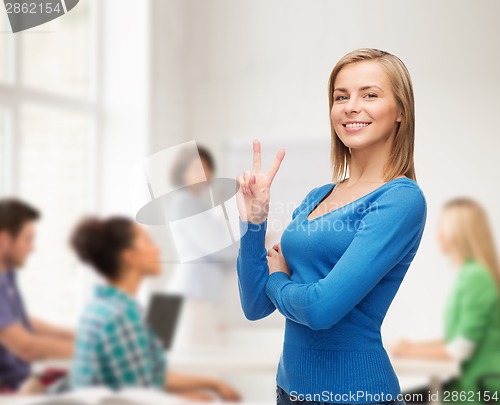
[236,187,320,321]
[454,265,499,343]
[236,217,275,321]
[264,185,427,330]
[445,336,477,362]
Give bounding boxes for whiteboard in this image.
[224,136,334,241]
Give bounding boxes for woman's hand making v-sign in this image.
[235,139,285,224]
[235,139,290,276]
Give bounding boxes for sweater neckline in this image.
[305,177,414,223]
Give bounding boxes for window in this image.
[0,109,10,194]
[0,1,100,326]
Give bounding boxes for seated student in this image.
[0,198,74,393]
[69,216,241,402]
[390,198,500,405]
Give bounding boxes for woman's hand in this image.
[213,380,242,401]
[166,372,241,402]
[267,243,291,276]
[388,339,413,357]
[388,339,453,361]
[177,390,217,402]
[236,139,285,224]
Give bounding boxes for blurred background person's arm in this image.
[0,323,73,363]
[29,318,75,341]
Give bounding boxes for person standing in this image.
[236,48,427,405]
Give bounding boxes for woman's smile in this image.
[342,122,372,133]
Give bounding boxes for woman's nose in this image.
[345,96,361,114]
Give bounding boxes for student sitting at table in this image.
[69,216,241,402]
[0,198,74,394]
[390,198,500,404]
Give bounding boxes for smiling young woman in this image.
[328,48,416,185]
[236,48,427,405]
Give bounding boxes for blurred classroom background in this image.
[1,0,500,402]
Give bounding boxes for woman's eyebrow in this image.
[333,85,384,93]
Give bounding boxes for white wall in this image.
[149,0,500,341]
[99,0,150,216]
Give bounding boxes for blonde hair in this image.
[441,198,500,292]
[327,48,416,183]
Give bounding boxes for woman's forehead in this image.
[335,61,390,90]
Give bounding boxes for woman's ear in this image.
[120,248,135,268]
[397,112,403,123]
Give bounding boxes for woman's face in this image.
[183,157,213,185]
[127,224,162,276]
[436,213,452,256]
[330,60,402,151]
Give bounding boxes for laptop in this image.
[146,293,184,350]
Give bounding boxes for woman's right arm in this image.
[236,188,317,321]
[236,217,275,320]
[234,139,286,320]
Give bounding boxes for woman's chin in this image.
[341,135,392,151]
[341,139,373,150]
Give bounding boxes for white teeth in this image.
[346,122,370,128]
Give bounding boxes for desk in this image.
[168,346,460,405]
[33,347,460,404]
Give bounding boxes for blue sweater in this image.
[237,177,427,404]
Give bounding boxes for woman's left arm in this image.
[264,186,427,330]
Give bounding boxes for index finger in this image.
[253,139,261,173]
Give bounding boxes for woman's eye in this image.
[334,93,377,101]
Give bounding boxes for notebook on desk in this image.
[146,293,184,350]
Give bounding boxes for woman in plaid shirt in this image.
[69,216,241,402]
